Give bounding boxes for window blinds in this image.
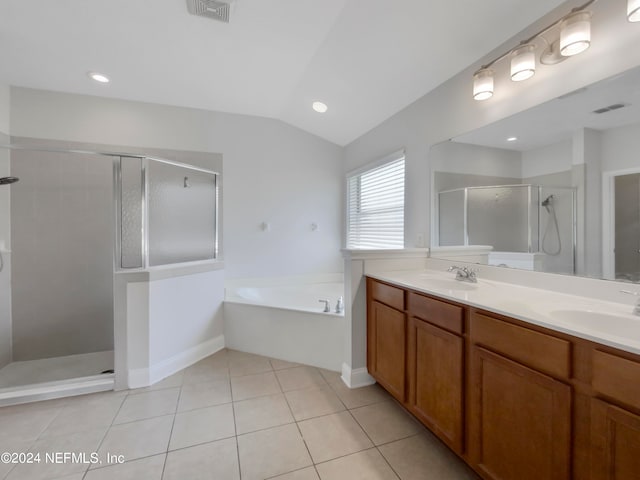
[347,155,405,249]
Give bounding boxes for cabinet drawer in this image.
[369,280,405,311]
[592,350,640,410]
[408,292,463,334]
[471,312,571,379]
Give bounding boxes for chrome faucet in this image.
[620,290,640,316]
[319,299,330,313]
[447,265,478,283]
[335,296,344,314]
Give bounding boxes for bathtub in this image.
[224,275,344,371]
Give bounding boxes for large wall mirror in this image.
[430,65,640,282]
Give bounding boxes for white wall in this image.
[116,266,225,389]
[345,0,640,249]
[601,121,640,172]
[431,141,521,178]
[522,140,572,178]
[10,88,344,279]
[149,270,224,366]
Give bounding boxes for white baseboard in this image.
[340,363,376,389]
[127,334,225,389]
[127,368,150,390]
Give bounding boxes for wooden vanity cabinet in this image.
[366,279,407,402]
[407,292,465,453]
[365,277,640,480]
[590,350,640,480]
[468,312,572,480]
[591,400,640,480]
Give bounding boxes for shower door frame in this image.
[437,184,536,251]
[1,144,221,271]
[114,155,220,271]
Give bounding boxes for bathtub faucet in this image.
[335,296,343,314]
[319,299,330,313]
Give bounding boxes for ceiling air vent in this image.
[186,0,235,23]
[592,103,628,114]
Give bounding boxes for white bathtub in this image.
[224,276,344,371]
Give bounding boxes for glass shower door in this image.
[0,148,115,389]
[147,161,217,266]
[467,185,530,252]
[118,157,218,269]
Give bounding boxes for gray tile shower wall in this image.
[10,148,114,360]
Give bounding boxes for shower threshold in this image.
[0,351,115,406]
[0,374,114,407]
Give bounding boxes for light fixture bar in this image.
[472,0,598,100]
[629,0,640,21]
[476,0,596,72]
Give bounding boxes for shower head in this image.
[0,176,19,185]
[541,194,553,208]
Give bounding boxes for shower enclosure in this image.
[437,184,576,274]
[0,145,218,403]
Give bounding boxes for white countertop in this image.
[367,269,640,356]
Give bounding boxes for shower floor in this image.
[0,350,114,388]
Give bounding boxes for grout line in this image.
[312,445,381,468]
[231,395,242,480]
[161,434,236,455]
[263,465,316,480]
[174,398,234,415]
[375,445,402,480]
[345,407,376,448]
[221,357,242,480]
[0,401,64,480]
[160,378,184,478]
[276,363,317,473]
[87,388,131,476]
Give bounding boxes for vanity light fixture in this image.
[473,69,494,100]
[472,0,601,100]
[511,44,536,81]
[88,71,110,83]
[312,101,328,113]
[507,137,518,142]
[560,11,592,56]
[629,0,640,21]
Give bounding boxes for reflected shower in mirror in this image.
[437,184,575,274]
[430,65,640,282]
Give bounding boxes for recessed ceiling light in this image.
[507,137,518,142]
[88,72,110,83]
[312,101,328,113]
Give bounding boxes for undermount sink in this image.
[420,278,478,291]
[548,309,640,336]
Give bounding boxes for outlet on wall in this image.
[416,233,425,248]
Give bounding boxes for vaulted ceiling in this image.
[0,0,566,145]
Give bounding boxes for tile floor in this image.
[0,349,479,480]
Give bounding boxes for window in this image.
[347,151,405,249]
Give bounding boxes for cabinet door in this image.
[408,317,463,453]
[591,399,640,480]
[368,300,406,401]
[469,347,571,480]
